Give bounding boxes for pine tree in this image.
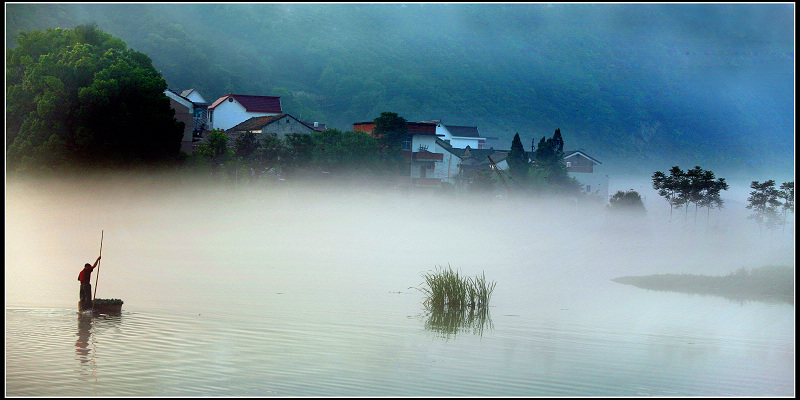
[507,133,529,186]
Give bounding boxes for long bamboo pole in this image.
[91,230,103,312]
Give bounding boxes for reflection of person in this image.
[78,256,101,309]
[75,314,92,363]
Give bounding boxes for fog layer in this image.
[5,175,793,311]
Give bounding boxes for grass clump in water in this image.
[417,265,496,311]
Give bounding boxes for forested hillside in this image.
[6,3,794,178]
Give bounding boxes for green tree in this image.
[312,128,382,175]
[695,170,729,228]
[777,181,795,232]
[607,190,647,216]
[284,133,315,173]
[468,167,496,194]
[257,134,287,174]
[372,111,408,170]
[506,132,529,188]
[530,128,579,196]
[6,24,183,171]
[194,129,233,163]
[683,166,728,225]
[652,166,688,221]
[233,131,260,160]
[746,180,782,231]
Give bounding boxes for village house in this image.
[354,120,442,187]
[164,88,210,153]
[208,93,283,131]
[419,121,487,149]
[225,113,323,146]
[354,119,506,188]
[563,150,608,199]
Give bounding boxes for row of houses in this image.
[165,89,608,199]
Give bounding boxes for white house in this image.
[353,119,499,188]
[164,88,209,153]
[180,89,207,104]
[419,120,486,149]
[208,93,282,131]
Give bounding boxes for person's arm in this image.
[92,256,101,269]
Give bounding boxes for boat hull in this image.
[79,299,123,314]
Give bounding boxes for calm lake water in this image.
[5,176,795,396]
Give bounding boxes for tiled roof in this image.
[228,114,288,131]
[436,138,507,164]
[353,121,438,135]
[407,121,438,135]
[209,94,283,113]
[444,125,481,138]
[228,113,321,133]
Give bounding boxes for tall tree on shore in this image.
[777,181,795,232]
[372,111,408,171]
[506,132,529,187]
[746,180,782,231]
[530,128,579,195]
[694,169,729,228]
[6,24,183,171]
[652,166,688,221]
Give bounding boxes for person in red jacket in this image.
[78,256,101,309]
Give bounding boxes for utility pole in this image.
[487,155,511,195]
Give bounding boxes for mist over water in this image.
[6,173,793,310]
[5,173,794,396]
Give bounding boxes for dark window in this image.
[402,136,412,151]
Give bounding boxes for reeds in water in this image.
[418,265,496,311]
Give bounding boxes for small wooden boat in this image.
[79,298,123,314]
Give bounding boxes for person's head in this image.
[84,263,92,268]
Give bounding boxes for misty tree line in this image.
[746,180,794,232]
[6,23,794,228]
[503,129,584,196]
[187,126,391,182]
[651,166,729,224]
[651,166,794,231]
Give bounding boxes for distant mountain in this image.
[6,3,794,179]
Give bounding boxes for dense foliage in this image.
[372,111,408,171]
[652,165,728,224]
[506,133,529,185]
[529,129,582,196]
[746,180,794,231]
[607,190,647,216]
[612,265,794,305]
[7,4,794,177]
[6,24,184,171]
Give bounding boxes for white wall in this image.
[412,134,438,152]
[211,99,278,131]
[570,164,609,201]
[433,147,461,184]
[435,124,482,149]
[185,91,207,104]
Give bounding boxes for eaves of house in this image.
[228,113,318,132]
[563,150,602,165]
[443,124,482,139]
[209,93,283,113]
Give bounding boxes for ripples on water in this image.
[6,285,794,397]
[5,179,794,396]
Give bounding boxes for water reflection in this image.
[75,313,93,364]
[75,312,122,368]
[422,306,494,339]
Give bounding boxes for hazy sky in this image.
[4,3,795,179]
